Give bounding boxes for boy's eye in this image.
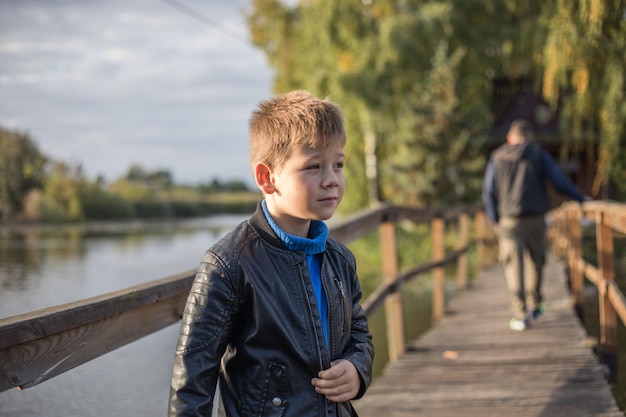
[306,164,320,170]
[335,162,344,169]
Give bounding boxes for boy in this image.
[168,90,374,417]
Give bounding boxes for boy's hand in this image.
[311,359,360,402]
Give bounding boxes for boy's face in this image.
[263,142,345,237]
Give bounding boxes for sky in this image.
[0,0,276,186]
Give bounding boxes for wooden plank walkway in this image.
[354,255,624,417]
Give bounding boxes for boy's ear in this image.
[254,162,275,194]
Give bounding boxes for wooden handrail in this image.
[548,200,626,381]
[361,248,467,316]
[0,271,195,392]
[0,203,491,393]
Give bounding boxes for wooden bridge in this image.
[354,255,621,417]
[1,201,625,416]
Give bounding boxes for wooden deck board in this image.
[354,255,624,417]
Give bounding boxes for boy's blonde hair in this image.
[248,90,346,171]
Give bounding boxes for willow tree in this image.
[541,0,626,196]
[246,0,543,210]
[247,0,382,211]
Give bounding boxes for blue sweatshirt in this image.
[261,200,329,345]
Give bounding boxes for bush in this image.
[37,195,73,222]
[80,186,135,220]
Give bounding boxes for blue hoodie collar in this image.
[261,200,328,255]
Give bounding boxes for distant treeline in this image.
[77,186,260,222]
[0,126,260,224]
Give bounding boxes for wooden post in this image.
[456,213,469,290]
[559,213,569,257]
[432,216,445,321]
[379,220,405,363]
[475,211,486,270]
[596,210,617,381]
[548,213,560,257]
[568,207,583,307]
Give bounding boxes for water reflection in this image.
[0,215,246,318]
[0,231,51,293]
[0,214,248,416]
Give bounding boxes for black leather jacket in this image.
[168,204,374,417]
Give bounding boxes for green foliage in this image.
[80,183,136,220]
[0,140,259,223]
[125,164,174,188]
[395,222,434,271]
[0,127,47,220]
[107,166,260,218]
[383,41,485,206]
[197,178,251,193]
[346,230,382,297]
[108,178,155,201]
[37,195,74,223]
[246,0,524,211]
[249,0,626,206]
[541,0,626,196]
[41,161,86,221]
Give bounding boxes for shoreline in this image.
[0,212,251,236]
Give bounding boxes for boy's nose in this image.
[322,169,339,188]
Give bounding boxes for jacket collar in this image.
[248,202,288,250]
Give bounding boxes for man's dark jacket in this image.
[168,204,374,417]
[483,141,585,224]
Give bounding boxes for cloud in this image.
[0,0,274,185]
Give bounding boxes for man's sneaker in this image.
[509,318,528,331]
[529,303,546,320]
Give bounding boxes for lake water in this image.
[0,215,249,417]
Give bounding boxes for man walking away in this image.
[483,119,589,331]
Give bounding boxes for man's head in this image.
[506,119,534,145]
[248,90,346,172]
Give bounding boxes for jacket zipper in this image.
[299,258,326,371]
[332,276,346,335]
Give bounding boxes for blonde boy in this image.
[169,91,374,417]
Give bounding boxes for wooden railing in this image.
[331,204,497,362]
[549,200,626,380]
[0,203,496,393]
[6,202,626,392]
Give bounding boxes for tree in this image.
[39,161,86,221]
[246,0,545,210]
[197,178,251,193]
[124,164,173,189]
[541,0,626,196]
[0,127,47,220]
